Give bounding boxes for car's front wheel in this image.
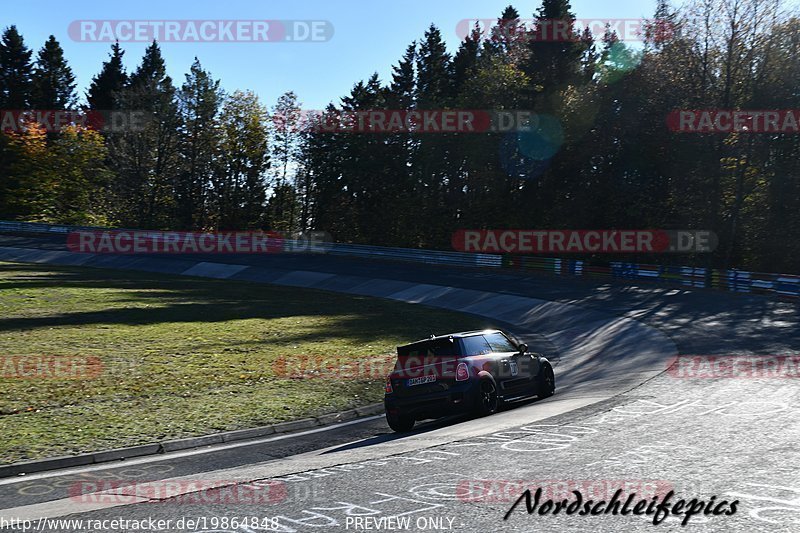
[475,377,499,416]
[537,363,555,398]
[386,413,415,432]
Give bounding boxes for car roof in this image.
[398,329,504,349]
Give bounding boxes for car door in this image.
[483,332,536,394]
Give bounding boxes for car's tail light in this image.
[385,376,393,394]
[456,362,469,381]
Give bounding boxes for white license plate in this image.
[406,375,437,386]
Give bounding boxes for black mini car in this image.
[383,329,555,432]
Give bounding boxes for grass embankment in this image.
[0,262,485,463]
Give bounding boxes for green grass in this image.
[0,261,486,464]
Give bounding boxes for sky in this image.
[7,0,666,111]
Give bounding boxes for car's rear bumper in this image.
[384,379,480,420]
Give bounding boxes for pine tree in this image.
[383,43,418,244]
[31,35,76,109]
[386,42,416,109]
[110,41,180,228]
[0,26,33,108]
[86,42,128,110]
[453,26,480,93]
[415,26,459,245]
[415,25,453,109]
[177,58,221,229]
[340,74,393,244]
[522,0,587,105]
[483,6,527,65]
[126,40,175,105]
[300,103,348,236]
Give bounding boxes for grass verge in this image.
[0,261,487,464]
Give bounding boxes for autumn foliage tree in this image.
[2,0,800,273]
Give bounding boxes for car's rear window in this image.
[397,338,460,358]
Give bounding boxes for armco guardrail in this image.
[504,256,799,299]
[0,220,797,299]
[0,220,502,269]
[0,220,97,234]
[326,242,501,268]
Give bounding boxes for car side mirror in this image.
[518,343,528,354]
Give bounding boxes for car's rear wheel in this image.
[386,413,415,432]
[537,363,555,398]
[475,378,499,416]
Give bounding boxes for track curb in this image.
[0,404,384,478]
